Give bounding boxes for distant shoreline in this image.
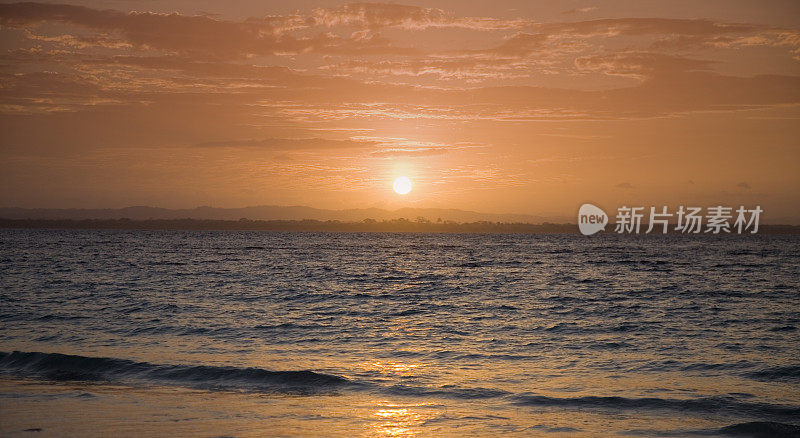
[0,218,575,233]
[2,218,799,234]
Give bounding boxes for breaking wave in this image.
[0,351,351,394]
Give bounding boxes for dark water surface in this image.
[1,229,799,436]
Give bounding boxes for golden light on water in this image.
[370,402,436,437]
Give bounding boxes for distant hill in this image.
[0,205,562,224]
[1,218,797,234]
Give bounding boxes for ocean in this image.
[1,229,798,437]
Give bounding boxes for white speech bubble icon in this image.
[578,203,608,235]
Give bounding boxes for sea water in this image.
[1,229,798,436]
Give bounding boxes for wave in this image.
[744,365,800,383]
[0,351,351,394]
[719,421,800,437]
[384,383,510,400]
[622,421,800,437]
[3,351,799,424]
[512,394,800,418]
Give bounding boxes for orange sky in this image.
[1,1,799,222]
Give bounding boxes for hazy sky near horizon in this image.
[1,1,799,221]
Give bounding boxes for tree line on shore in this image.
[1,217,798,233]
[0,217,575,233]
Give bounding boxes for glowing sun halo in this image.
[393,176,412,195]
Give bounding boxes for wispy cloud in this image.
[575,52,716,79]
[562,7,598,15]
[195,137,378,150]
[311,2,527,30]
[0,2,416,58]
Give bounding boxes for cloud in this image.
[616,182,634,189]
[444,31,587,63]
[537,18,760,38]
[0,3,414,59]
[533,18,800,54]
[370,148,451,157]
[465,72,800,119]
[562,7,598,15]
[428,17,800,63]
[84,55,300,80]
[575,52,716,79]
[3,54,799,125]
[483,32,554,57]
[4,3,798,69]
[195,137,378,150]
[1,2,800,144]
[319,58,532,80]
[311,2,526,30]
[736,181,752,189]
[368,140,484,157]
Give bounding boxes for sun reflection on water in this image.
[369,402,436,437]
[369,361,422,375]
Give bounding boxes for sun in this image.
[393,176,412,195]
